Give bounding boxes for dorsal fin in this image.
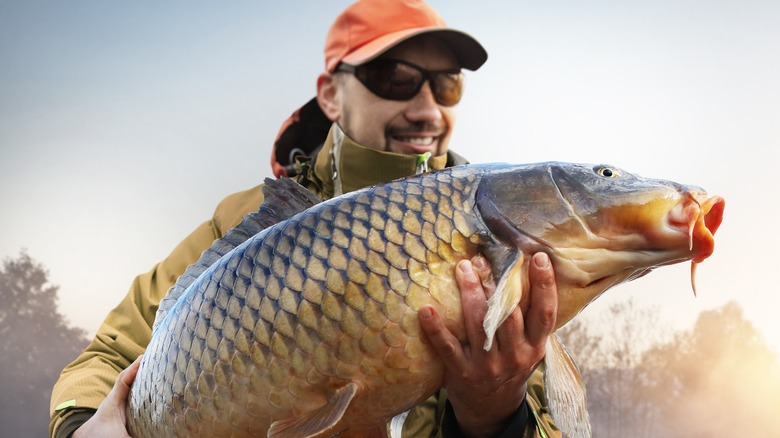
[257,176,323,227]
[153,177,321,332]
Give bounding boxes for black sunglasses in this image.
[337,59,464,107]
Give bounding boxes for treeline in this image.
[0,251,90,437]
[558,298,780,437]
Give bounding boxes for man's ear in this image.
[317,72,340,122]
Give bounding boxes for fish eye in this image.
[595,166,620,178]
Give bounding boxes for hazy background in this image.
[2,0,778,356]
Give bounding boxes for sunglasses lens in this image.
[431,73,463,106]
[353,60,463,106]
[362,61,423,100]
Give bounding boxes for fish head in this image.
[477,162,725,328]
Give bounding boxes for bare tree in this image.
[0,250,90,437]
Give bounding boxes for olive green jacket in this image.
[49,126,560,438]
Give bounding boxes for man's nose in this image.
[404,81,443,122]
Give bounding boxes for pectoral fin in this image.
[268,382,358,438]
[543,333,591,438]
[482,250,524,350]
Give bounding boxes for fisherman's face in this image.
[326,35,460,157]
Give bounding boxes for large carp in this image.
[127,162,724,438]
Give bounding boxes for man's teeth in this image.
[397,136,435,145]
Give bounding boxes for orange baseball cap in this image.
[324,0,488,72]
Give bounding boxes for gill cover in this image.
[474,164,563,349]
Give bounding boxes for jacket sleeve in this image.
[396,368,561,438]
[48,184,266,438]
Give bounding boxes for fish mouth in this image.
[671,191,725,263]
[667,191,725,294]
[580,190,725,300]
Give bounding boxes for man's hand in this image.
[418,252,558,438]
[72,355,141,438]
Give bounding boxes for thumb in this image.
[110,355,142,406]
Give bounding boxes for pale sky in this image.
[2,0,779,354]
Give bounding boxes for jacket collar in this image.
[302,123,451,199]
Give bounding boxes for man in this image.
[50,1,560,437]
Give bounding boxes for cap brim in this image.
[340,27,488,71]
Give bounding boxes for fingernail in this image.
[458,260,473,275]
[533,252,550,269]
[472,255,488,270]
[420,306,433,319]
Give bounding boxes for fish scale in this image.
[128,168,486,437]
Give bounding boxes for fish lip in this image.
[664,192,724,264]
[700,195,725,235]
[689,194,725,263]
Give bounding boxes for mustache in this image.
[386,121,447,137]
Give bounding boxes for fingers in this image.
[418,305,464,366]
[420,257,496,381]
[76,356,142,438]
[470,255,495,296]
[454,260,489,351]
[423,252,558,438]
[525,253,558,348]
